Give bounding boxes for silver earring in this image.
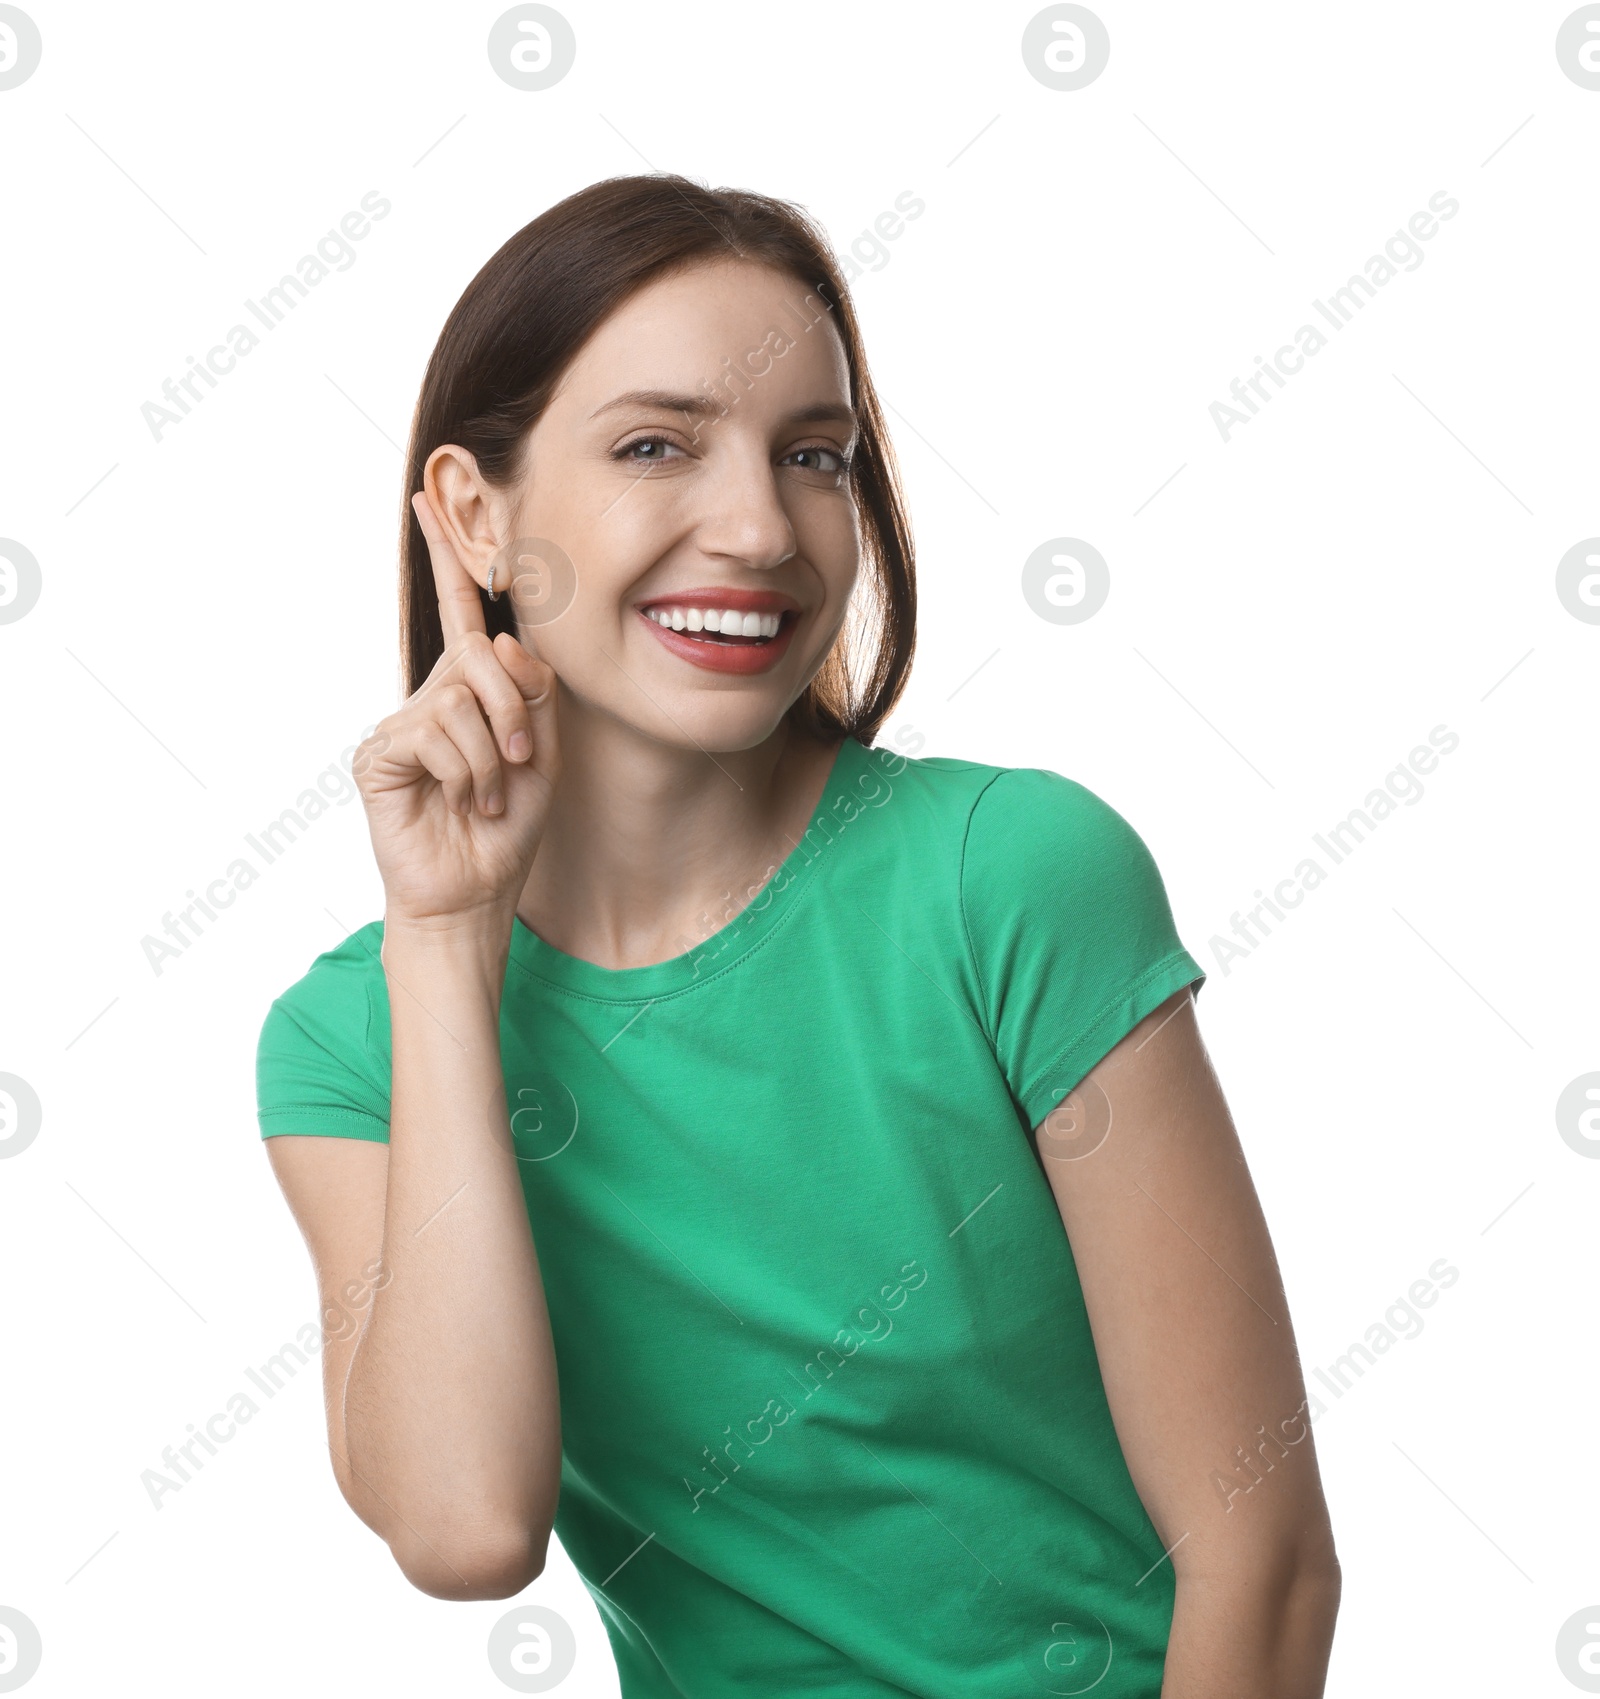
[487,560,499,602]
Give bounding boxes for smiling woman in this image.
[392,178,911,748]
[253,173,1339,1699]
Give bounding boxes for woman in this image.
[256,173,1339,1697]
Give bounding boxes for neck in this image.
[515,696,843,972]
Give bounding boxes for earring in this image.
[487,560,499,602]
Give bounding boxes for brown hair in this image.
[399,173,916,747]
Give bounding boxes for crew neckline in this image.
[506,735,870,1003]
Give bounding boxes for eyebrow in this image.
[588,389,856,427]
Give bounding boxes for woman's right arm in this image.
[266,936,558,1600]
[264,482,564,1600]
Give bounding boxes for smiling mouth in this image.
[640,607,796,646]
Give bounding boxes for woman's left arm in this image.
[1033,986,1340,1699]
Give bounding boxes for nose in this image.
[690,443,798,571]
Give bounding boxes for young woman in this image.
[256,174,1339,1698]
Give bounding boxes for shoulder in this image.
[960,762,1159,882]
[259,920,387,1051]
[838,740,1178,951]
[912,753,1204,1123]
[909,748,1191,970]
[840,736,1005,840]
[256,921,392,1132]
[256,920,392,1139]
[850,737,1146,871]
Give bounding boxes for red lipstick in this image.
[634,588,802,676]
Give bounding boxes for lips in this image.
[635,604,800,675]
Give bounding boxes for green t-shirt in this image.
[257,735,1207,1698]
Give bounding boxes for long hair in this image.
[398,173,915,746]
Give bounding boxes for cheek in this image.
[822,553,858,614]
[570,483,695,587]
[516,596,602,665]
[510,561,643,693]
[797,497,861,582]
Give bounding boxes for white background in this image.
[1,2,1596,1694]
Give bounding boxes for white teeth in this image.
[644,606,784,639]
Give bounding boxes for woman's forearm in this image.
[1160,1550,1341,1698]
[343,918,562,1599]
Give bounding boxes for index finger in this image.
[411,487,487,646]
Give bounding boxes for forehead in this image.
[559,257,852,405]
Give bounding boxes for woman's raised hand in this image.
[353,491,562,933]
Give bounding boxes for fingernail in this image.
[486,790,503,814]
[509,731,530,759]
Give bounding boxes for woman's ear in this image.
[421,445,508,590]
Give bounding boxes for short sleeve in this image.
[255,926,392,1143]
[959,767,1206,1130]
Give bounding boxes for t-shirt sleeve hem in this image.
[258,1107,390,1142]
[1016,948,1207,1130]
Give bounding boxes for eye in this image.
[782,444,853,479]
[614,434,687,464]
